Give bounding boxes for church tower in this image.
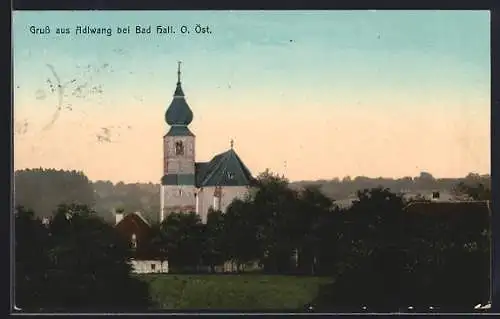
[160,62,197,222]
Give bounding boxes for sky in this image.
[12,10,490,183]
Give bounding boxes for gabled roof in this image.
[195,149,254,187]
[116,211,151,228]
[132,211,151,226]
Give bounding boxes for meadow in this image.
[138,274,333,310]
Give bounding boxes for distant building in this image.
[401,190,467,202]
[160,62,256,223]
[333,189,469,210]
[333,196,358,210]
[114,210,168,274]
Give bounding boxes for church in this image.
[160,62,255,223]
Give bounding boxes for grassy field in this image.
[138,274,333,310]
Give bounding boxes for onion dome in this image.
[165,61,193,126]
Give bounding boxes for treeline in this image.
[15,204,153,312]
[149,171,491,310]
[14,169,96,218]
[293,171,491,200]
[14,169,161,223]
[13,168,491,224]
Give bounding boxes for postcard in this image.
[12,10,491,313]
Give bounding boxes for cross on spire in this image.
[230,139,234,149]
[177,61,182,83]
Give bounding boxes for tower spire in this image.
[230,139,234,149]
[177,61,182,84]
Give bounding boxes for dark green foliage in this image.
[157,212,205,270]
[15,206,52,310]
[202,209,227,272]
[313,193,490,311]
[224,199,261,270]
[15,204,153,312]
[400,202,491,308]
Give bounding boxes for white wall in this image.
[197,186,250,223]
[160,185,165,222]
[402,190,457,202]
[162,185,197,221]
[130,259,169,274]
[115,212,124,225]
[161,185,251,223]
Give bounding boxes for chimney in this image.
[115,208,124,225]
[42,217,50,227]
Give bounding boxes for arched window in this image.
[131,233,137,250]
[175,141,184,155]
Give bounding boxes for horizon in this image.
[13,166,490,185]
[13,11,491,183]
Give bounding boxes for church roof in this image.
[165,88,193,126]
[195,149,254,187]
[195,162,210,186]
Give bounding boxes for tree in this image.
[149,223,168,263]
[15,206,51,310]
[295,186,335,275]
[15,204,153,311]
[251,171,299,273]
[454,181,491,201]
[402,201,491,309]
[14,169,96,219]
[160,212,204,271]
[202,209,226,272]
[223,199,260,271]
[314,188,406,310]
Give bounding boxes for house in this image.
[114,210,168,274]
[400,190,464,203]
